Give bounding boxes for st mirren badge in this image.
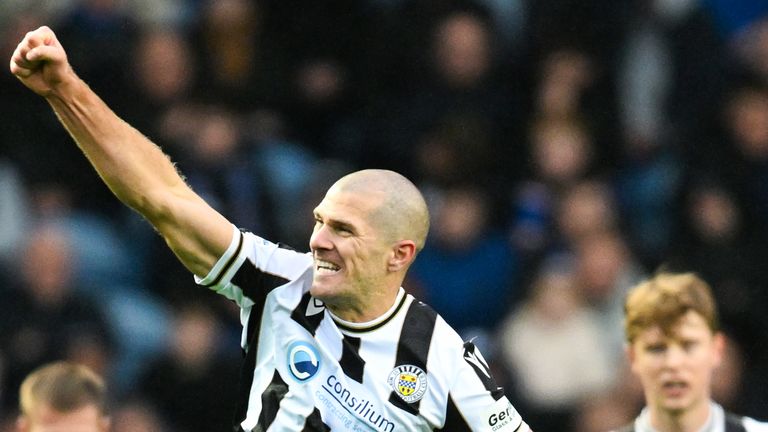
[388,364,428,403]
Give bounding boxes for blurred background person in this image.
[618,272,768,431]
[0,224,114,417]
[109,401,168,432]
[497,257,616,431]
[407,183,521,348]
[132,302,239,432]
[15,361,110,432]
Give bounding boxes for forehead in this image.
[314,186,383,220]
[636,311,713,344]
[30,404,104,430]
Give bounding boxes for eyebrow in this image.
[315,212,358,234]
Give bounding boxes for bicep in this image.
[146,187,235,278]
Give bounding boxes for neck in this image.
[327,287,401,323]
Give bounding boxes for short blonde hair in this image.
[624,272,719,343]
[19,362,107,417]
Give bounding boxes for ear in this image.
[100,416,111,432]
[16,415,30,432]
[626,343,638,373]
[388,240,417,272]
[711,331,726,368]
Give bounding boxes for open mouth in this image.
[315,259,341,275]
[661,380,689,397]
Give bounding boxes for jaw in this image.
[310,270,344,299]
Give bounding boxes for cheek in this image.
[340,242,366,267]
[349,246,389,274]
[695,354,719,377]
[632,356,662,381]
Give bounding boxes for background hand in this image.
[9,26,72,97]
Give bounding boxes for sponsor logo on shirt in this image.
[387,365,427,403]
[483,398,521,431]
[287,341,321,381]
[318,375,397,431]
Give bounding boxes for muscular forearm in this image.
[11,26,234,278]
[45,70,189,219]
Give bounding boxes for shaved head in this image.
[330,169,430,252]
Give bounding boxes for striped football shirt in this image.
[196,225,531,432]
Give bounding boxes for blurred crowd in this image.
[2,0,768,430]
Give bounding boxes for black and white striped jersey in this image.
[196,226,531,432]
[616,402,768,432]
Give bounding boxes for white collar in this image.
[636,401,724,432]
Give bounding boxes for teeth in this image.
[315,260,340,273]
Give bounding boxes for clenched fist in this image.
[9,26,74,98]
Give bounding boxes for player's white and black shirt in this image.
[196,226,531,432]
[616,402,768,432]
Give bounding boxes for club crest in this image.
[387,364,427,403]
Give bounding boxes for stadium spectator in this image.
[190,0,284,112]
[508,115,597,264]
[109,400,168,432]
[365,6,516,180]
[555,179,620,247]
[134,302,239,432]
[0,160,30,273]
[497,257,615,431]
[407,183,521,342]
[0,224,113,416]
[573,229,646,368]
[118,26,196,140]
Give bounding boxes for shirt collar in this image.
[636,401,724,432]
[330,287,407,333]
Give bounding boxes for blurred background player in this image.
[16,361,110,432]
[617,272,768,432]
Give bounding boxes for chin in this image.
[309,284,326,298]
[310,282,337,300]
[659,398,694,415]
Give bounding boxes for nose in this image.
[663,345,686,369]
[309,223,332,251]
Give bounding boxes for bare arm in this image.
[10,26,232,277]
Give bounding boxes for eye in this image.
[645,343,666,354]
[682,340,699,352]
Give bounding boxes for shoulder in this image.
[742,416,768,432]
[722,405,768,432]
[238,229,312,276]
